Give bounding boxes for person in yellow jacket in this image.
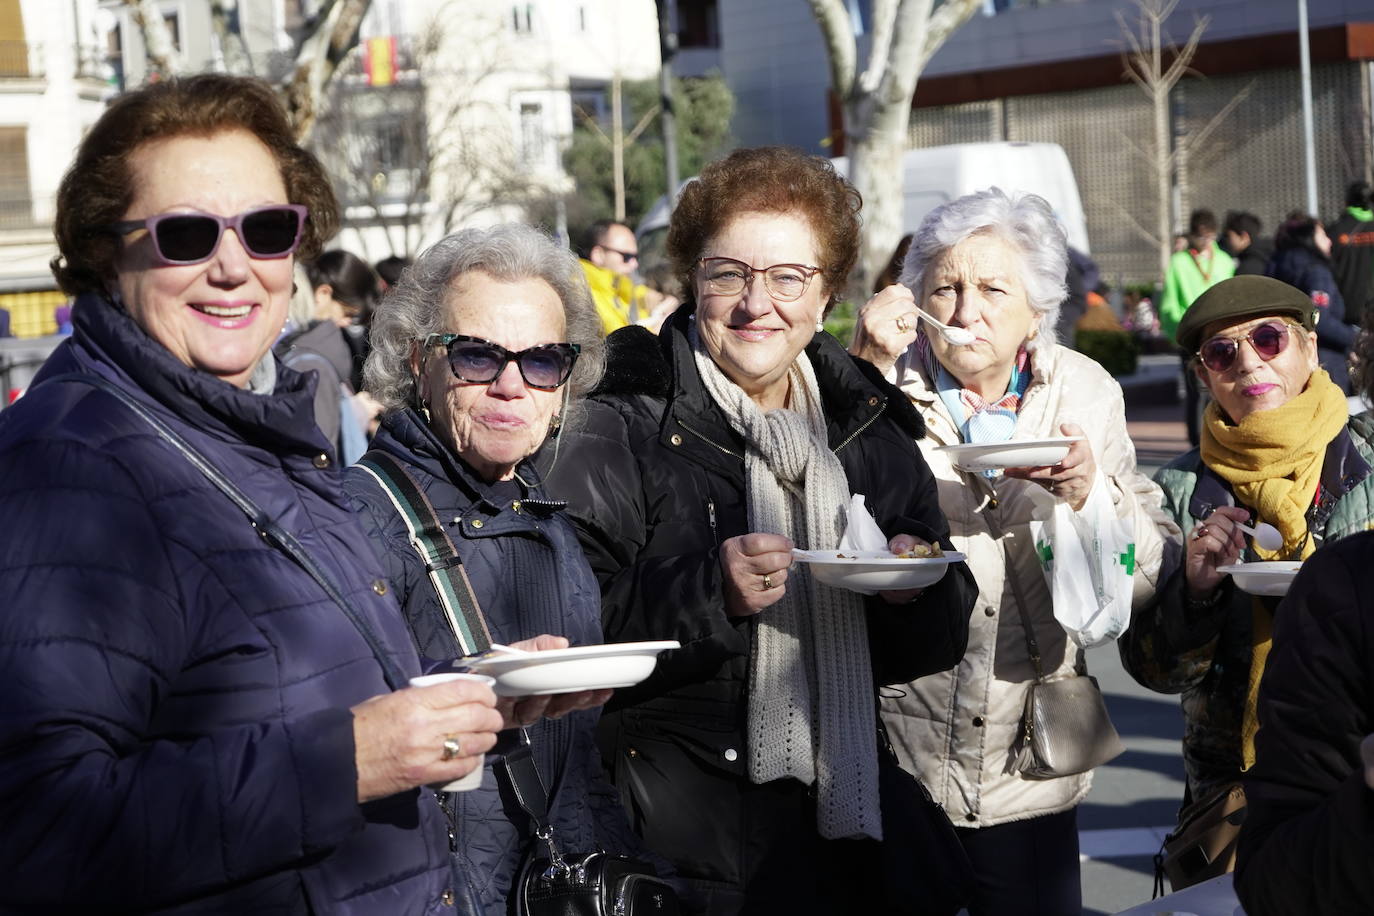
[578,220,651,334]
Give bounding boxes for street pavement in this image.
[1079,362,1192,915]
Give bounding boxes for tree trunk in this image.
[122,0,180,79]
[1151,13,1171,282]
[846,99,907,300]
[612,73,625,222]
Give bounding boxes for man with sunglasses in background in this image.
[577,219,651,335]
[1119,274,1374,892]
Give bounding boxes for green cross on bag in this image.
[1118,543,1136,575]
[1036,538,1054,567]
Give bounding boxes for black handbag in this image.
[876,722,976,916]
[357,452,679,916]
[505,739,679,916]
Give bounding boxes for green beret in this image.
[1176,275,1317,352]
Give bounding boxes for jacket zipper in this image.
[833,398,886,455]
[676,418,742,458]
[706,498,720,546]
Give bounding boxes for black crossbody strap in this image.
[44,373,409,691]
[354,451,493,657]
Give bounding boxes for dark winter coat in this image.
[1329,209,1374,317]
[343,409,649,913]
[0,295,455,914]
[1232,238,1273,277]
[1235,530,1374,915]
[1266,245,1357,391]
[1119,417,1374,800]
[542,310,976,913]
[276,318,355,451]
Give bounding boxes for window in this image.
[0,0,27,77]
[0,127,32,228]
[510,4,533,34]
[162,12,181,52]
[519,101,546,168]
[676,0,719,50]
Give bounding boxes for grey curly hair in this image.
[364,223,604,418]
[899,187,1068,352]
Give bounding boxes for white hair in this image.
[898,187,1069,351]
[364,223,604,417]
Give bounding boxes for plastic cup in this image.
[408,672,497,792]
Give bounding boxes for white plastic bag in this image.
[1028,472,1136,649]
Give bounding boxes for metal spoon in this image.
[1236,520,1283,552]
[912,307,977,346]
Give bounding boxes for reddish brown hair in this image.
[50,73,339,295]
[665,146,862,314]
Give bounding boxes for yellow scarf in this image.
[1198,368,1348,769]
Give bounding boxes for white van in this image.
[636,140,1089,263]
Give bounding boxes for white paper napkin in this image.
[838,494,888,553]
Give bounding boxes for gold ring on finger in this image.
[441,735,462,761]
[895,315,909,333]
[761,573,774,590]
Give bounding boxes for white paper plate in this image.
[1217,561,1302,597]
[463,640,680,697]
[792,549,965,591]
[934,436,1083,472]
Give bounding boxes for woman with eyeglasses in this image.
[1118,274,1374,884]
[342,223,661,912]
[0,75,504,912]
[850,188,1173,915]
[545,146,977,914]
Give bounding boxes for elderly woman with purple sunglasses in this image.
[0,74,504,912]
[1119,274,1374,889]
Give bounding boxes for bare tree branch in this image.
[625,105,662,145]
[121,0,180,78]
[210,0,254,74]
[282,0,372,142]
[859,0,898,94]
[1104,197,1164,250]
[1181,77,1255,155]
[807,0,856,100]
[574,103,613,147]
[918,0,981,72]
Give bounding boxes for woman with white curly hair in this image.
[341,224,666,911]
[851,188,1175,915]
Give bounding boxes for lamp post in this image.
[1298,0,1319,214]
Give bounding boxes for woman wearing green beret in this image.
[1118,274,1374,889]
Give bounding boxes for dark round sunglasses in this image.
[105,205,308,265]
[424,333,580,391]
[1197,320,1298,373]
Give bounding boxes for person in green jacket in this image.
[1160,209,1236,446]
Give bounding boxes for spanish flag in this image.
[364,36,396,87]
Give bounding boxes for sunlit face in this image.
[592,223,639,277]
[1196,315,1318,424]
[922,232,1040,398]
[113,130,295,387]
[693,211,826,411]
[414,272,567,482]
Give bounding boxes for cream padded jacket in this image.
[879,343,1179,828]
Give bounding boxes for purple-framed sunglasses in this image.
[105,204,308,265]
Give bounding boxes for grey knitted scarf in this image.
[691,324,881,841]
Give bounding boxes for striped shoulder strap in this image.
[355,451,493,657]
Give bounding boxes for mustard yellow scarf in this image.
[1199,369,1348,768]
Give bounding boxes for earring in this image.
[548,414,563,438]
[815,320,825,333]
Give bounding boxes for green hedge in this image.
[1075,329,1139,377]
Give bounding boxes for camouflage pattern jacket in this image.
[1119,413,1374,800]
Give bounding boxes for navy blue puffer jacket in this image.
[344,409,652,914]
[0,296,456,914]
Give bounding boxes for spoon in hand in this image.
[1236,520,1283,552]
[911,308,977,346]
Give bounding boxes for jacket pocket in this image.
[612,710,746,886]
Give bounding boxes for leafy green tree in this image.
[565,72,734,233]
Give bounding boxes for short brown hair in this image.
[50,73,339,295]
[666,147,861,314]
